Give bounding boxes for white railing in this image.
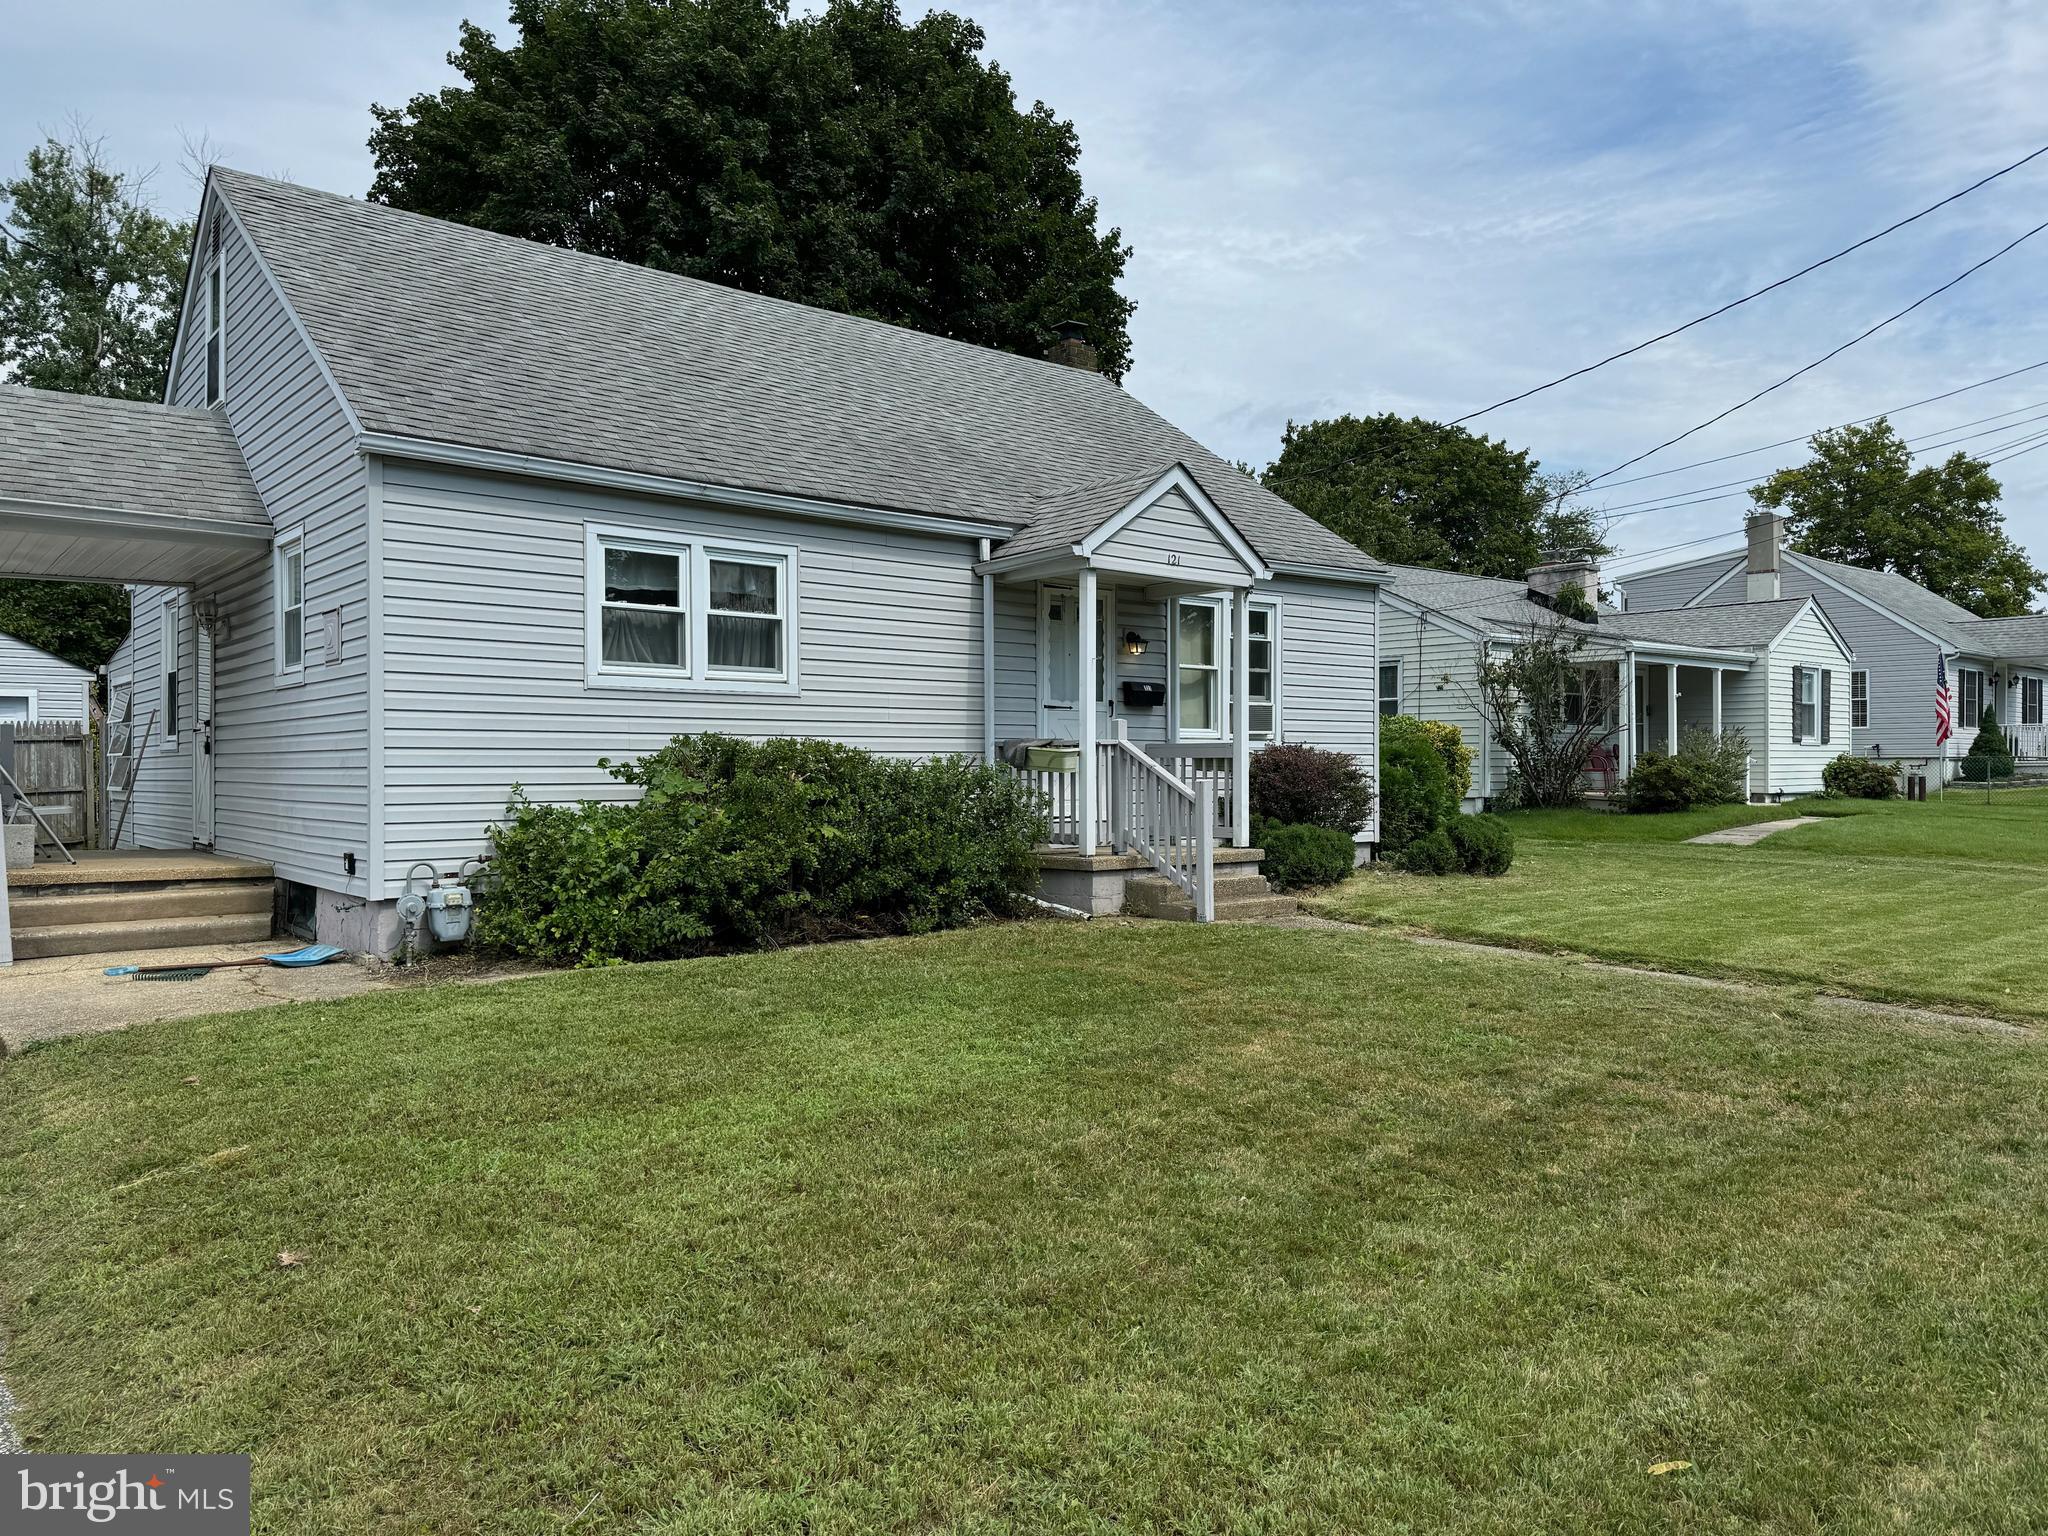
[2012,722,2048,761]
[1151,745,1235,840]
[1018,755,1087,846]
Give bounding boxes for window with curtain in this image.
[1246,604,1276,739]
[1176,598,1221,735]
[707,554,785,676]
[601,543,687,670]
[1378,660,1401,717]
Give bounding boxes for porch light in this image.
[1121,630,1148,658]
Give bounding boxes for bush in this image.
[1960,705,2015,781]
[1822,754,1900,799]
[1388,827,1458,875]
[1448,813,1515,875]
[1260,822,1357,890]
[1618,729,1750,813]
[1411,717,1474,803]
[1379,716,1458,856]
[475,734,1045,965]
[1248,743,1374,833]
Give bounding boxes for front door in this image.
[191,610,215,847]
[1040,585,1114,740]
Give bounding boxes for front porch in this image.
[1580,654,1755,800]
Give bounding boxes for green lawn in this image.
[1319,789,2048,1017]
[6,923,2048,1532]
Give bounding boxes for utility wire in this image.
[1606,531,1746,571]
[1450,141,2048,425]
[1576,216,2048,494]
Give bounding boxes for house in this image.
[0,631,91,724]
[1621,513,2048,773]
[0,168,1386,961]
[1379,551,1855,804]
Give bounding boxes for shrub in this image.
[1618,729,1750,813]
[1379,716,1458,856]
[1260,822,1356,890]
[1961,705,2015,781]
[1248,743,1374,833]
[1448,813,1515,875]
[1388,827,1458,875]
[1822,754,1900,799]
[1411,717,1474,803]
[475,734,1045,965]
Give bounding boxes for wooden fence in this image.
[0,718,96,851]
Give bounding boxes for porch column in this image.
[1711,667,1723,736]
[1077,565,1099,853]
[1666,664,1679,755]
[1617,650,1635,774]
[1231,588,1252,845]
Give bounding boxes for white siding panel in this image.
[1777,565,1938,760]
[376,463,984,881]
[1267,575,1380,840]
[1093,488,1247,581]
[1758,606,1854,795]
[0,634,92,721]
[1616,555,1742,613]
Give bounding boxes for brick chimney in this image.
[1746,511,1784,601]
[1046,319,1099,372]
[1527,552,1602,617]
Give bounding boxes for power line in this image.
[1450,141,2048,425]
[1576,216,2048,494]
[1606,531,1745,571]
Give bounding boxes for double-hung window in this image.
[1246,602,1278,741]
[1793,666,1819,741]
[205,248,225,406]
[1174,597,1222,737]
[1378,660,1402,717]
[2024,676,2044,727]
[164,598,182,741]
[1851,669,1868,729]
[587,526,796,690]
[1958,667,1984,731]
[276,532,305,680]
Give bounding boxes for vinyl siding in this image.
[1775,563,1941,760]
[1760,606,1853,794]
[129,203,371,891]
[0,634,91,721]
[1266,575,1380,841]
[1376,602,1491,807]
[375,462,986,881]
[1092,488,1247,582]
[106,591,193,848]
[1616,555,1741,613]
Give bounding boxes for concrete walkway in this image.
[1685,816,1824,846]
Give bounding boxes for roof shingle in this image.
[0,385,267,529]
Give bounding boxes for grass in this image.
[1320,788,2048,1017]
[6,922,2048,1532]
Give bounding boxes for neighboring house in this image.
[0,168,1386,955]
[1621,514,2048,773]
[1380,553,1855,805]
[0,631,91,723]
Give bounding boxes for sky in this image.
[7,0,2048,587]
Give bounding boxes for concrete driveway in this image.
[0,940,399,1054]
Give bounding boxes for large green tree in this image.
[1750,419,2044,618]
[0,132,186,671]
[368,0,1136,378]
[1260,414,1610,579]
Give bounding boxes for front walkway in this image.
[1685,817,1824,846]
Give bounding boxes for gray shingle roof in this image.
[1788,552,1982,647]
[1952,614,2048,659]
[210,169,1380,576]
[1601,597,1817,650]
[0,385,267,528]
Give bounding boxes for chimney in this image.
[1046,319,1099,372]
[1527,551,1602,617]
[1746,511,1784,601]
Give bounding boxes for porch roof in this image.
[1952,614,2048,665]
[0,386,272,585]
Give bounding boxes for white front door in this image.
[191,611,215,847]
[1040,585,1114,740]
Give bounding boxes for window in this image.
[1378,660,1402,717]
[1246,603,1277,740]
[586,526,797,690]
[0,693,32,722]
[1959,667,1984,730]
[276,533,305,678]
[205,250,225,406]
[1851,669,1869,729]
[1793,666,1818,742]
[1174,597,1222,736]
[164,599,182,740]
[2025,676,2044,727]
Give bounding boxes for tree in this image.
[0,581,130,671]
[368,0,1136,378]
[1469,615,1615,808]
[1750,419,2045,618]
[1260,414,1612,579]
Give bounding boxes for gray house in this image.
[0,169,1385,960]
[1621,514,2048,773]
[1380,552,1855,804]
[0,630,91,724]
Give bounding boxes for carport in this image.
[0,384,273,964]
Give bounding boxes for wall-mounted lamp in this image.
[1121,630,1149,658]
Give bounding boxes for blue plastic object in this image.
[104,944,344,978]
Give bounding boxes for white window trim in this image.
[206,250,227,407]
[2025,675,2045,727]
[1246,597,1282,743]
[0,688,37,723]
[1379,656,1403,718]
[1958,666,1985,731]
[275,529,306,685]
[584,523,800,695]
[1794,665,1819,743]
[163,597,182,746]
[1170,594,1227,741]
[1850,668,1869,730]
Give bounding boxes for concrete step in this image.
[7,879,272,930]
[1124,871,1296,923]
[12,911,275,961]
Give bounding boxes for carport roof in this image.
[0,386,271,584]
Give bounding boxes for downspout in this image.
[979,539,995,764]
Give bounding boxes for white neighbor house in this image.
[1622,513,2048,776]
[0,631,91,724]
[0,169,1388,958]
[1378,552,1856,805]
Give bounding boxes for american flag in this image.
[1936,654,1953,746]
